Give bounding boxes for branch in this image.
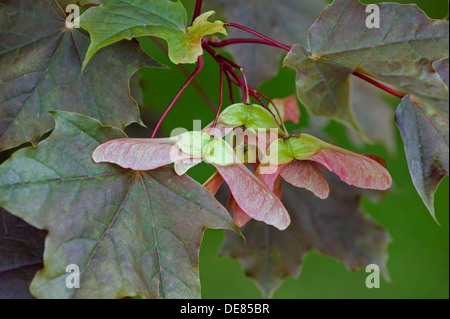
[151,38,216,112]
[255,90,288,135]
[211,38,280,48]
[202,38,287,134]
[213,28,407,100]
[224,69,235,103]
[151,56,204,138]
[352,71,406,99]
[212,63,224,129]
[192,0,203,24]
[224,22,291,51]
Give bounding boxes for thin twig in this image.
[353,71,406,98]
[214,27,408,101]
[240,68,251,104]
[255,91,288,135]
[151,38,217,112]
[224,22,292,51]
[212,63,224,129]
[211,38,284,48]
[224,69,235,103]
[202,38,285,132]
[151,56,204,138]
[192,0,203,24]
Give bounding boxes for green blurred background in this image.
[133,0,449,298]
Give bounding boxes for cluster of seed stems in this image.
[150,0,406,139]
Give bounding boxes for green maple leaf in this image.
[0,0,163,152]
[284,0,449,135]
[0,208,47,299]
[0,112,239,298]
[79,0,227,68]
[221,175,391,298]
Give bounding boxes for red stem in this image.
[255,90,288,134]
[224,66,248,100]
[224,69,240,86]
[212,63,224,128]
[210,32,406,100]
[203,40,247,103]
[192,0,203,24]
[225,66,282,128]
[202,38,286,132]
[217,53,241,70]
[225,64,283,130]
[224,22,291,52]
[222,62,283,130]
[352,71,406,98]
[151,56,204,138]
[224,69,235,103]
[224,68,246,101]
[151,38,216,113]
[240,68,251,104]
[211,38,279,48]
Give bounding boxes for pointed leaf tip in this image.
[395,95,449,223]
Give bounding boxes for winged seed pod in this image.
[92,131,291,230]
[257,133,392,199]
